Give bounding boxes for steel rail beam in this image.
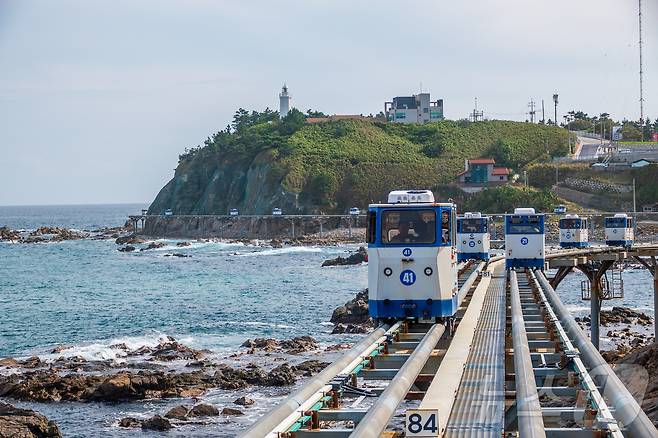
[510,270,547,438]
[534,271,658,438]
[242,322,400,438]
[350,323,446,438]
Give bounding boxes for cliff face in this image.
[149,150,297,215]
[148,118,571,216]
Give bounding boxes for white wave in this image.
[564,305,591,312]
[239,246,323,257]
[41,332,190,362]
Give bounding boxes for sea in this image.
[0,204,655,436]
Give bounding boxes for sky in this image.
[0,0,656,206]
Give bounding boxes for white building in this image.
[384,93,444,124]
[279,84,291,118]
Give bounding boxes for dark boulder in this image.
[264,364,296,386]
[164,405,189,420]
[140,242,166,251]
[188,403,219,417]
[330,289,372,326]
[322,247,367,267]
[115,234,145,245]
[221,407,244,416]
[118,417,142,428]
[0,402,61,437]
[234,396,254,406]
[141,415,172,431]
[118,245,136,252]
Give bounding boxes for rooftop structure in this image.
[384,92,444,124]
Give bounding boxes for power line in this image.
[528,99,536,123]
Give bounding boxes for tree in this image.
[278,108,307,135]
[306,109,327,118]
[489,138,515,167]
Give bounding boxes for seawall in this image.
[141,216,361,239]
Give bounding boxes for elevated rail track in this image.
[243,244,658,437]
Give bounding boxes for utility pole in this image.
[470,97,484,122]
[528,99,536,123]
[541,99,545,124]
[633,178,637,213]
[553,94,559,126]
[639,0,645,121]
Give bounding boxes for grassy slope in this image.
[281,119,569,207]
[152,118,571,214]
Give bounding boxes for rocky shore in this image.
[0,402,61,437]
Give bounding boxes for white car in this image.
[229,209,239,216]
[349,207,360,215]
[272,208,283,216]
[164,209,173,216]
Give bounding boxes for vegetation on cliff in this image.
[149,108,570,215]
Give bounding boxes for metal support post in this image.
[654,264,658,339]
[591,277,601,350]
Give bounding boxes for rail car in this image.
[505,207,545,270]
[367,190,458,321]
[456,212,490,262]
[559,214,589,248]
[605,213,634,247]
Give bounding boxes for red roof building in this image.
[457,158,510,188]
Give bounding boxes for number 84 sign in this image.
[406,409,439,436]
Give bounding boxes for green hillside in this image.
[149,109,570,215]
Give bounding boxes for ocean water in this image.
[0,204,655,436]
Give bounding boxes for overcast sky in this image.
[1,0,656,206]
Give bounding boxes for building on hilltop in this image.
[384,93,444,124]
[279,84,291,118]
[456,158,510,192]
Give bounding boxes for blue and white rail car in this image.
[605,213,634,247]
[457,212,490,262]
[559,214,589,248]
[367,190,458,321]
[505,208,545,270]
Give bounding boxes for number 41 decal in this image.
[406,409,439,436]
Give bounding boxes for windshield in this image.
[559,218,581,229]
[459,218,486,233]
[381,209,436,244]
[605,217,629,227]
[507,215,543,234]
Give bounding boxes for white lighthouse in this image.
[279,84,291,118]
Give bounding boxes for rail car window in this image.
[559,218,581,229]
[381,209,436,244]
[605,217,628,228]
[507,215,543,234]
[367,211,377,244]
[459,219,487,233]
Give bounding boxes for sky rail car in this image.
[559,214,589,248]
[367,190,458,321]
[457,212,490,262]
[605,213,634,247]
[505,207,545,270]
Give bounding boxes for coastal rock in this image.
[293,360,329,376]
[164,405,189,420]
[264,363,296,386]
[241,336,317,353]
[331,323,369,334]
[0,227,20,242]
[140,242,166,251]
[117,245,135,252]
[0,358,19,368]
[270,239,283,249]
[188,403,219,417]
[164,253,191,258]
[29,227,85,242]
[322,247,367,267]
[0,402,61,437]
[600,307,653,326]
[141,415,172,431]
[118,417,142,428]
[330,289,372,326]
[234,396,254,406]
[150,340,207,361]
[612,342,658,425]
[221,407,244,416]
[176,241,191,247]
[115,234,145,245]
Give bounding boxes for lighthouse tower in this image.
[279,84,291,118]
